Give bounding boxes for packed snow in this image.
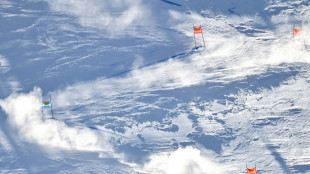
[1,0,310,173]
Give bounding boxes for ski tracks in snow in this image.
[0,126,16,166]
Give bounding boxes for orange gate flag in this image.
[247,167,257,174]
[194,26,203,34]
[294,28,303,35]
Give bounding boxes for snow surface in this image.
[1,0,310,173]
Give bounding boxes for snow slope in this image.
[1,0,310,173]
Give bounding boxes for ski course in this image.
[1,0,310,173]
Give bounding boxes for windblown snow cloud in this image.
[142,146,223,174]
[51,55,208,108]
[169,9,310,81]
[41,0,149,33]
[0,87,111,152]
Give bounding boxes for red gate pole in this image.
[193,24,197,48]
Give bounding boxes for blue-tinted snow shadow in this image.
[227,7,240,17]
[227,23,267,37]
[292,164,310,173]
[115,143,151,164]
[187,132,223,153]
[160,0,182,7]
[152,66,299,102]
[266,145,292,174]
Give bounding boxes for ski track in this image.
[0,126,16,166]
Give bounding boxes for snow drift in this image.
[143,146,223,174]
[41,0,149,34]
[0,87,112,152]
